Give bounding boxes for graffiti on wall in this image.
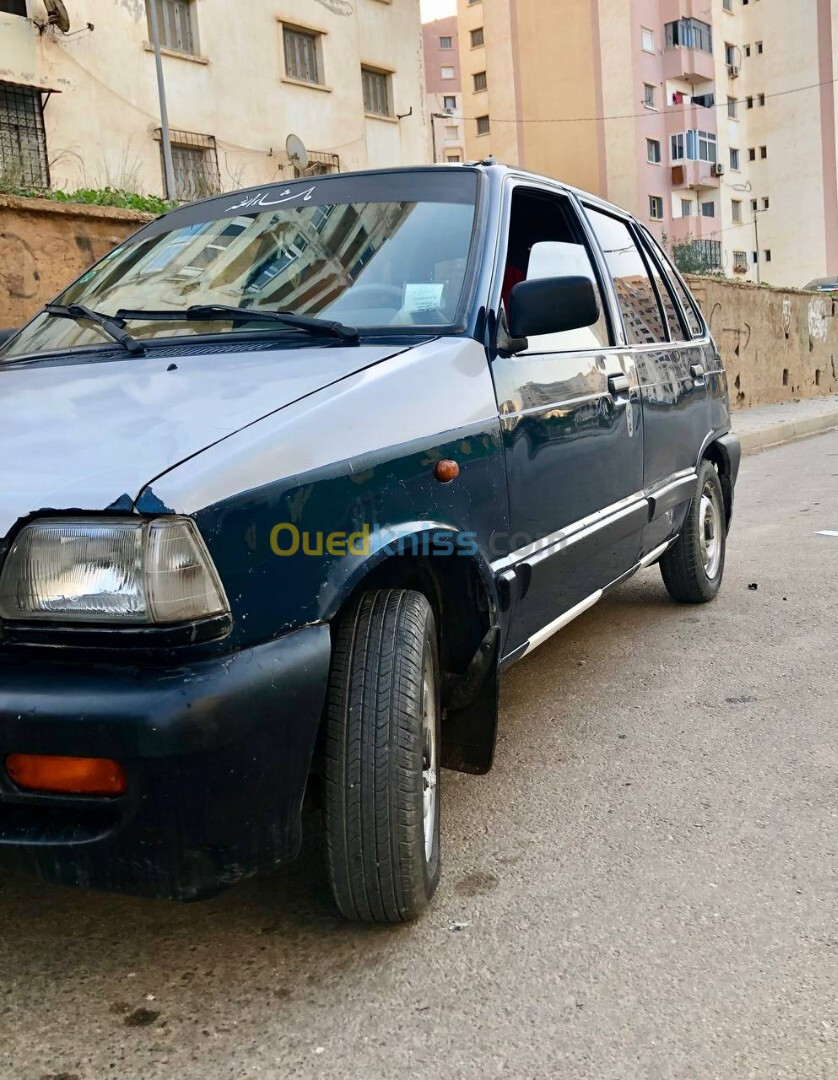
[808,299,829,342]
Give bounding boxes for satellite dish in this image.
[285,133,309,173]
[44,0,71,32]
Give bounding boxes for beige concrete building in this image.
[0,0,430,201]
[456,0,838,287]
[423,15,465,163]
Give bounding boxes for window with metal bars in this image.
[146,0,197,54]
[0,81,49,187]
[473,71,487,92]
[157,129,220,201]
[362,68,391,117]
[283,26,321,84]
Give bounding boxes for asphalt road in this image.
[3,432,838,1080]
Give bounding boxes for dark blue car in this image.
[0,165,739,922]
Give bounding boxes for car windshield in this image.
[1,170,479,360]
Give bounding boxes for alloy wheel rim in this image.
[421,651,438,864]
[700,482,722,579]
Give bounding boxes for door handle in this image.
[608,374,631,395]
[690,363,705,379]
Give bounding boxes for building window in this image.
[439,35,453,49]
[764,249,772,262]
[161,130,220,201]
[725,43,736,66]
[0,81,49,187]
[470,27,484,47]
[760,145,767,158]
[746,96,754,109]
[723,0,733,9]
[701,201,716,217]
[649,195,664,220]
[758,93,765,106]
[762,196,770,210]
[446,153,461,163]
[444,124,458,138]
[473,71,487,92]
[730,147,740,170]
[749,147,757,161]
[732,199,742,223]
[733,251,748,273]
[647,138,661,164]
[283,25,322,84]
[0,0,28,15]
[757,41,764,54]
[643,83,656,108]
[665,18,713,54]
[440,65,455,79]
[681,199,693,217]
[147,0,197,55]
[744,44,751,57]
[362,67,392,117]
[476,114,490,136]
[728,95,738,119]
[671,129,716,163]
[751,198,758,212]
[443,95,456,110]
[641,27,655,52]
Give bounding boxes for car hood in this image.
[0,342,411,537]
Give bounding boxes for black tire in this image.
[324,589,441,923]
[660,459,727,604]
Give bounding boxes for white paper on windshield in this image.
[403,283,445,312]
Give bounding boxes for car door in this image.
[490,183,646,659]
[631,227,718,551]
[581,205,708,556]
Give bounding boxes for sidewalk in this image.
[733,395,838,455]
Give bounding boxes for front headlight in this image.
[0,518,229,625]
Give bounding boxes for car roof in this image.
[157,162,634,225]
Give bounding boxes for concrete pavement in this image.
[2,431,838,1080]
[734,394,838,455]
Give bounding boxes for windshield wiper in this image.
[114,304,360,343]
[45,303,145,355]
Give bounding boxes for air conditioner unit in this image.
[713,163,725,177]
[728,64,740,78]
[443,108,454,116]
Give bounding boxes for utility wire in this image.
[449,73,838,125]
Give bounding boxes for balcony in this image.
[669,215,720,244]
[663,46,716,82]
[665,100,717,138]
[670,161,721,190]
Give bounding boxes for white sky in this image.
[421,0,457,22]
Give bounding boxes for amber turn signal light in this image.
[6,754,127,796]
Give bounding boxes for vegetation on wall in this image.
[0,180,173,215]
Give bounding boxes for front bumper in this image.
[0,624,331,900]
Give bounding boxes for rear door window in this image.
[635,232,686,341]
[640,230,705,339]
[584,206,668,346]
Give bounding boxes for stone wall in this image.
[0,196,151,329]
[686,276,838,409]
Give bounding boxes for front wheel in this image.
[660,459,727,603]
[324,589,441,923]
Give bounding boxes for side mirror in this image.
[507,276,600,340]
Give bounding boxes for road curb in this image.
[736,411,838,456]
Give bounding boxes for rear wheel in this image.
[660,459,727,603]
[324,589,441,923]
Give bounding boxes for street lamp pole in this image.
[148,0,176,200]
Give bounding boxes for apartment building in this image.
[456,0,838,287]
[0,0,430,201]
[423,16,465,163]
